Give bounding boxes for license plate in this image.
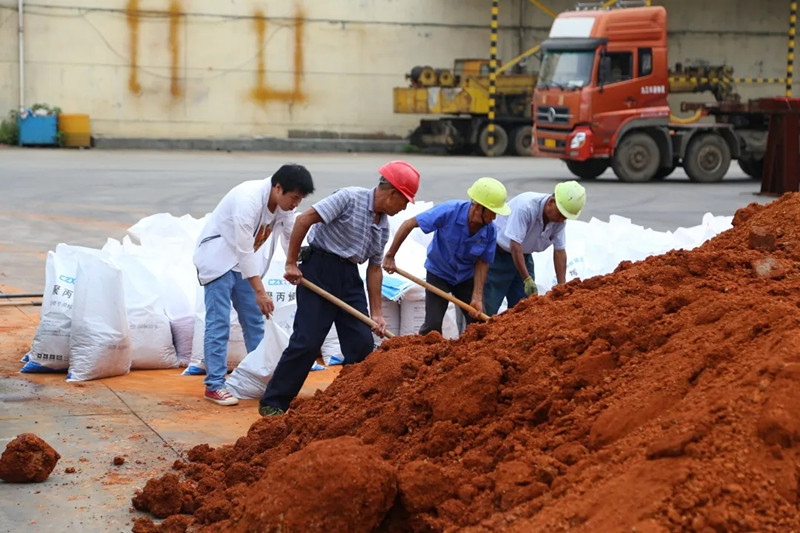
[544,138,556,148]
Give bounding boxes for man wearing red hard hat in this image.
[258,160,420,416]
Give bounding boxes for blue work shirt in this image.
[416,200,496,286]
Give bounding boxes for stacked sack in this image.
[22,205,734,384]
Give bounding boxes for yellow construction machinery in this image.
[393,59,537,156]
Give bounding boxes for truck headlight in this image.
[570,132,586,149]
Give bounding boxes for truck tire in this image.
[510,126,533,156]
[566,159,609,180]
[477,124,508,157]
[738,158,764,180]
[612,132,660,182]
[685,133,731,183]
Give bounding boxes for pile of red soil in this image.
[0,433,61,483]
[133,194,800,532]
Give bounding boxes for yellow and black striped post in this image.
[487,0,499,156]
[788,1,797,97]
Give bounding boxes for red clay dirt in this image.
[0,433,61,483]
[133,193,800,532]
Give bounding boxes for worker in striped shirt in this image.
[258,161,421,416]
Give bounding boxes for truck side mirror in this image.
[599,56,611,88]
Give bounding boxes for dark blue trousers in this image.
[484,247,535,315]
[259,250,374,411]
[419,271,476,335]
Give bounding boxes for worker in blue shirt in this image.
[383,177,510,335]
[258,160,421,416]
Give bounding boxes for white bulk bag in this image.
[170,316,195,367]
[399,298,426,336]
[322,324,344,365]
[442,303,460,339]
[67,253,132,382]
[226,317,290,399]
[114,253,179,370]
[23,244,98,373]
[371,298,401,347]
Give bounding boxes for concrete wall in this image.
[0,0,794,140]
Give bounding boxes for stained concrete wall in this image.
[0,0,794,140]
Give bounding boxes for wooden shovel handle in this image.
[393,267,491,322]
[299,278,395,338]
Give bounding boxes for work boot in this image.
[259,404,285,417]
[204,388,239,406]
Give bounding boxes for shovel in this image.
[300,278,395,338]
[393,267,491,322]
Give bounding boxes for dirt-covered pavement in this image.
[0,289,339,531]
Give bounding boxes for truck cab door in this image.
[590,50,643,151]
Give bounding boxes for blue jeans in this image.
[483,248,534,315]
[203,270,264,391]
[260,249,374,412]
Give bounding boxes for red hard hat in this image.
[378,161,420,203]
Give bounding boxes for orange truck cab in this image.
[533,6,764,182]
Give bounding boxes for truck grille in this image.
[535,105,571,124]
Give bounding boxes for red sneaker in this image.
[204,388,239,406]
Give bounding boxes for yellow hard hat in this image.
[554,180,586,220]
[467,177,511,215]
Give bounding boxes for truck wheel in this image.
[685,133,731,183]
[477,124,508,157]
[612,132,660,182]
[510,126,533,156]
[566,159,609,180]
[738,158,764,180]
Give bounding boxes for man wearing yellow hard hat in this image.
[484,181,586,315]
[383,177,510,335]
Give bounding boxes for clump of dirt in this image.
[114,456,126,466]
[132,515,192,533]
[229,436,396,531]
[0,433,61,483]
[133,194,800,532]
[132,473,194,519]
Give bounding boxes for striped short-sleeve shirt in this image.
[307,187,389,265]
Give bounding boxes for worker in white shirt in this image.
[193,164,315,406]
[484,181,586,315]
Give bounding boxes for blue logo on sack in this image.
[59,275,76,284]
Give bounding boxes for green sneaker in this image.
[259,404,285,417]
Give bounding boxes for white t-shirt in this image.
[193,178,293,285]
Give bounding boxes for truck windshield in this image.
[537,50,595,89]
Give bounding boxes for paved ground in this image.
[0,146,776,531]
[0,146,770,293]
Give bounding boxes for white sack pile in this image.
[23,202,733,388]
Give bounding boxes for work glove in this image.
[523,276,538,296]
